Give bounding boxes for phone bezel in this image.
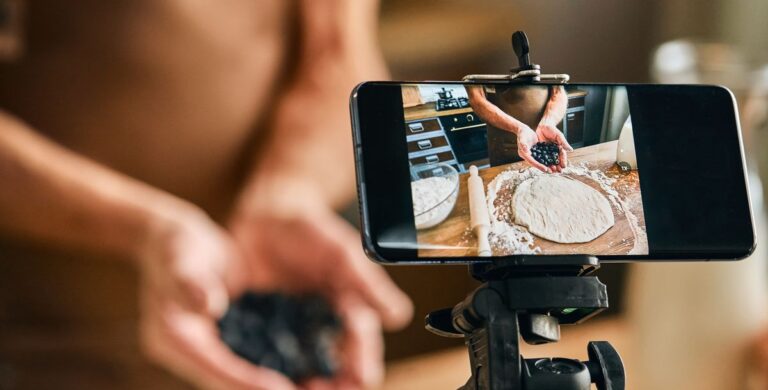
[351,81,756,264]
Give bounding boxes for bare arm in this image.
[237,0,389,215]
[0,111,306,389]
[539,85,568,127]
[0,111,197,258]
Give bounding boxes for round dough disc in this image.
[512,175,614,243]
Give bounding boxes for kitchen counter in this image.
[404,102,474,121]
[416,140,646,257]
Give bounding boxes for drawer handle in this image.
[450,123,485,131]
[417,140,433,150]
[408,123,424,132]
[567,113,576,119]
[425,155,440,164]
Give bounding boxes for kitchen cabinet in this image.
[563,90,588,148]
[404,103,485,174]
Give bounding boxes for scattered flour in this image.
[564,164,622,211]
[486,168,542,254]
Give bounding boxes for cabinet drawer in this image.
[568,96,586,108]
[410,150,455,166]
[407,136,449,153]
[405,118,442,135]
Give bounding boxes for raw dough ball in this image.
[512,175,614,243]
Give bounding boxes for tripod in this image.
[426,257,625,390]
[424,32,626,390]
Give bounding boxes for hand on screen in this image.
[228,205,414,389]
[536,123,574,172]
[516,126,552,172]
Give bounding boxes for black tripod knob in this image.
[521,341,624,390]
[523,357,591,390]
[585,341,625,390]
[511,31,531,68]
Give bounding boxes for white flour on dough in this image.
[511,175,615,243]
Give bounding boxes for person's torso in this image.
[485,85,550,166]
[0,0,294,219]
[488,84,550,128]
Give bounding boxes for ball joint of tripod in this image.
[522,341,625,390]
[523,357,591,390]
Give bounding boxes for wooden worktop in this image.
[416,140,647,257]
[404,102,474,121]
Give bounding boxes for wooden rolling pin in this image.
[468,165,492,256]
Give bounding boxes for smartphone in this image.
[350,82,755,263]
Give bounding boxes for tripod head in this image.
[426,256,625,390]
[463,30,569,84]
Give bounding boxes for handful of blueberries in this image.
[530,141,561,167]
[218,292,342,382]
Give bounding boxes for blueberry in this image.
[218,292,342,382]
[530,142,561,167]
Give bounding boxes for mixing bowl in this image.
[410,163,460,230]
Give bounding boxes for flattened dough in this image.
[512,175,614,243]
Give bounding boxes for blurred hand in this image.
[138,210,298,390]
[228,203,414,390]
[535,123,573,172]
[747,330,768,389]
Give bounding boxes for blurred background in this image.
[377,0,768,371]
[2,0,768,388]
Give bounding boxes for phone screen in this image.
[352,82,754,262]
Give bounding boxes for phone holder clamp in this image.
[462,31,570,85]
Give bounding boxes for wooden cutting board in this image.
[416,140,647,257]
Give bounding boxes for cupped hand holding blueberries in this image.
[517,123,574,173]
[138,201,414,390]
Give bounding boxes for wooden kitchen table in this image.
[417,140,647,257]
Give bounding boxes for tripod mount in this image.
[424,32,626,390]
[462,31,570,85]
[426,256,624,390]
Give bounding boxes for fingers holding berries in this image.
[531,123,573,172]
[554,130,574,152]
[530,142,563,173]
[516,126,550,172]
[519,144,551,173]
